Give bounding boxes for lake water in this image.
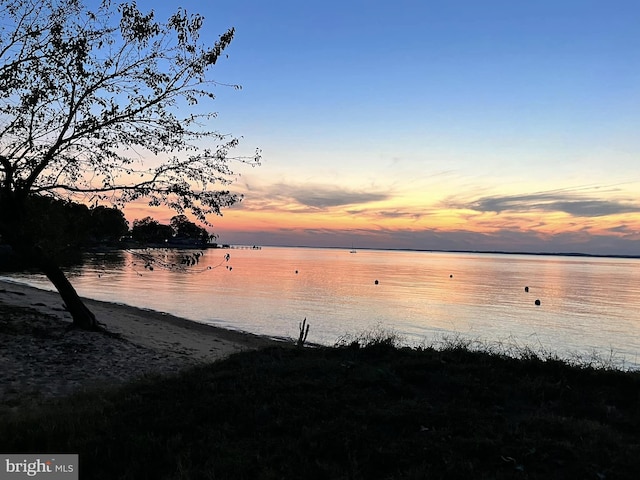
[4,247,640,369]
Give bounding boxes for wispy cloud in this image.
[605,224,640,236]
[237,182,390,211]
[290,188,387,209]
[452,192,640,217]
[345,208,426,221]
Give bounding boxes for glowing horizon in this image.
[116,0,640,256]
[122,174,640,255]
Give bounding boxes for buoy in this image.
[535,299,541,306]
[374,280,379,285]
[525,286,529,292]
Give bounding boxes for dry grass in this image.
[1,333,639,479]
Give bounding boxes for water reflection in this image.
[66,250,127,278]
[5,247,640,368]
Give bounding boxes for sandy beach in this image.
[0,279,280,404]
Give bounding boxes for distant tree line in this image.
[27,197,127,249]
[0,197,214,269]
[131,214,212,246]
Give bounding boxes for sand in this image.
[0,279,281,405]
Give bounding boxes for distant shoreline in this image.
[4,242,638,262]
[248,244,640,260]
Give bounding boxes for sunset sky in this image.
[124,0,640,255]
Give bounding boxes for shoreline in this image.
[0,279,281,404]
[0,278,280,355]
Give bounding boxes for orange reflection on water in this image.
[36,247,640,367]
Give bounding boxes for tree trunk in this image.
[36,252,100,331]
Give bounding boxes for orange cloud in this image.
[117,178,640,256]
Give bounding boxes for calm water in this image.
[4,247,640,368]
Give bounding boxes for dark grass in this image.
[1,341,640,479]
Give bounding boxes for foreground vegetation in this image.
[1,337,639,479]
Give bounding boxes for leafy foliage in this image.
[0,0,258,327]
[130,214,210,245]
[169,214,209,244]
[1,197,128,267]
[89,205,129,242]
[130,216,172,244]
[0,0,260,222]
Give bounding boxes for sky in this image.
[123,0,640,255]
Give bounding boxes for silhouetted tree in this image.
[131,217,173,244]
[89,206,129,244]
[22,196,91,263]
[0,0,259,329]
[170,214,209,245]
[0,197,128,269]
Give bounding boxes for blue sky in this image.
[125,0,640,255]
